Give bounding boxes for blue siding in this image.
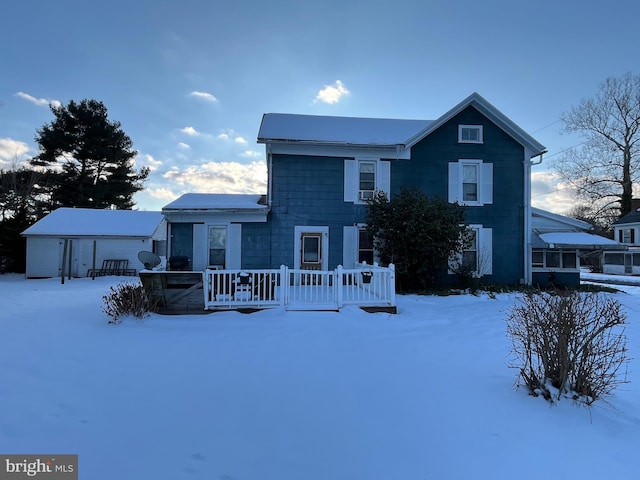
[532,271,580,287]
[242,106,528,284]
[242,155,366,269]
[391,106,526,284]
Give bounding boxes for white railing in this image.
[203,263,395,310]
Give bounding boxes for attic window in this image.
[458,125,483,144]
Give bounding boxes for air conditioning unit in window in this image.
[359,190,374,201]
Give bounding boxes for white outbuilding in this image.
[22,208,166,278]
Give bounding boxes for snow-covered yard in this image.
[1,274,639,480]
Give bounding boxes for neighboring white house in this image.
[603,201,640,275]
[22,208,166,278]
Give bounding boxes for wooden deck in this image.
[140,264,397,315]
[139,271,207,314]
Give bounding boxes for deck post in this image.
[280,265,288,306]
[389,263,396,307]
[336,265,343,308]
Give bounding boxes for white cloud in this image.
[531,170,578,214]
[314,80,350,104]
[217,133,229,140]
[162,161,267,194]
[0,138,31,164]
[15,91,61,108]
[189,91,218,103]
[138,153,163,172]
[146,187,179,201]
[234,136,247,144]
[180,126,200,136]
[241,150,262,158]
[178,142,190,149]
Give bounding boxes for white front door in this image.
[294,226,329,270]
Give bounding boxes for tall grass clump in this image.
[102,282,157,324]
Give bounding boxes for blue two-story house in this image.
[162,93,547,285]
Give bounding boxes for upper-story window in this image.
[448,159,493,206]
[344,158,390,204]
[458,125,483,144]
[359,161,376,201]
[462,163,479,202]
[619,228,635,244]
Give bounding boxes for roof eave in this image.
[257,138,405,150]
[404,92,546,156]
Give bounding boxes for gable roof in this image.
[162,193,268,212]
[22,208,164,237]
[258,114,431,147]
[613,208,640,225]
[405,93,546,157]
[257,92,546,158]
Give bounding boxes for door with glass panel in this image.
[208,225,226,269]
[300,232,322,270]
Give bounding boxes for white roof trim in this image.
[404,92,547,157]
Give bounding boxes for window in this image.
[344,159,390,203]
[462,229,478,271]
[451,225,492,276]
[562,252,577,269]
[359,161,376,200]
[532,250,544,268]
[458,125,483,143]
[604,252,625,266]
[448,160,493,206]
[462,163,479,202]
[208,226,226,267]
[358,228,374,265]
[619,228,635,244]
[531,249,578,269]
[302,235,321,263]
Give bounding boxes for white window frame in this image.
[344,158,390,204]
[458,125,483,144]
[358,160,377,201]
[448,159,493,206]
[531,249,579,271]
[450,224,492,277]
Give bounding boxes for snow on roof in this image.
[258,113,432,146]
[538,232,622,248]
[162,193,267,211]
[22,208,164,237]
[531,207,592,231]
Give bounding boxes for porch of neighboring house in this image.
[139,263,396,314]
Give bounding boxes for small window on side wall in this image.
[458,125,483,144]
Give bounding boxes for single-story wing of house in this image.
[22,208,166,278]
[531,207,623,286]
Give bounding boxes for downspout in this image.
[267,143,273,208]
[266,143,273,268]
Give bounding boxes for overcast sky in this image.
[1,0,638,213]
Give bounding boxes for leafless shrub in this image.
[102,282,157,324]
[506,291,629,405]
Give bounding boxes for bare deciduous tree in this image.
[555,73,640,219]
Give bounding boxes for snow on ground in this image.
[1,274,639,480]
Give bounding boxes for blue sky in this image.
[1,0,638,213]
